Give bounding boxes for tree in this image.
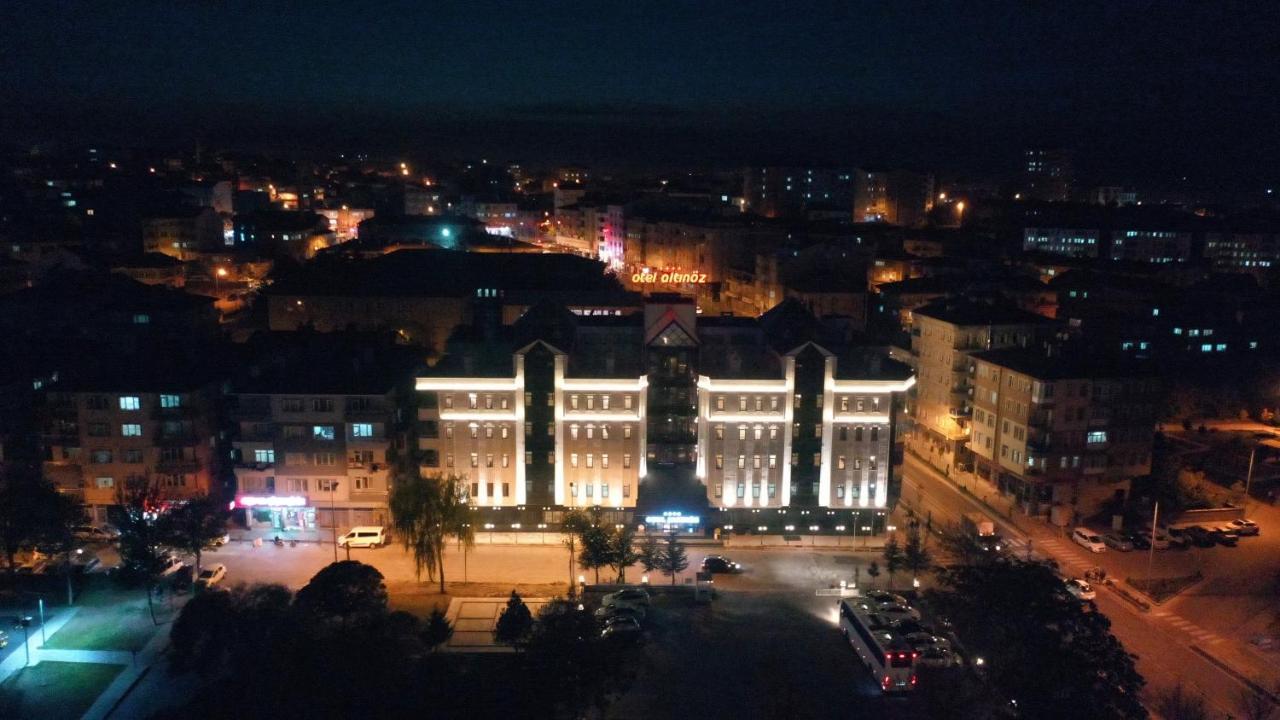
[295,560,388,629]
[0,433,82,586]
[525,598,632,717]
[561,508,592,593]
[638,533,663,576]
[389,470,474,593]
[114,478,170,624]
[494,590,533,649]
[903,525,933,585]
[158,494,228,579]
[609,525,641,583]
[866,561,881,588]
[422,608,453,652]
[882,532,905,591]
[927,557,1147,719]
[578,524,613,585]
[657,533,689,585]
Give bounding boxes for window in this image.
[485,425,494,439]
[282,398,305,413]
[285,452,308,465]
[602,395,611,410]
[736,483,745,498]
[716,397,725,411]
[314,452,336,466]
[768,483,776,498]
[486,453,494,468]
[86,396,109,410]
[601,483,610,498]
[311,399,334,412]
[570,394,579,410]
[423,449,439,467]
[738,396,748,411]
[502,453,510,468]
[752,483,761,498]
[1087,431,1108,445]
[586,426,594,439]
[871,427,879,442]
[855,427,863,441]
[836,485,845,499]
[313,425,335,441]
[624,395,634,409]
[547,452,555,464]
[584,483,593,498]
[753,455,762,469]
[791,452,798,466]
[443,394,454,409]
[768,454,777,468]
[738,426,747,440]
[839,426,848,441]
[813,452,821,466]
[623,453,632,468]
[485,394,494,409]
[160,394,181,408]
[814,424,822,438]
[119,396,140,411]
[470,453,479,468]
[547,425,554,437]
[88,422,110,437]
[737,455,746,469]
[446,453,455,467]
[254,449,275,463]
[838,455,847,470]
[525,391,532,405]
[317,478,337,492]
[714,483,723,498]
[123,449,143,463]
[351,423,374,438]
[91,449,113,464]
[840,396,849,412]
[601,454,609,468]
[468,393,478,409]
[623,484,631,498]
[547,394,554,407]
[353,476,371,491]
[96,477,115,488]
[715,454,724,470]
[623,425,632,439]
[586,453,594,468]
[571,453,579,468]
[794,394,802,409]
[470,424,480,439]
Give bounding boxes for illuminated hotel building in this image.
[416,298,913,525]
[697,347,913,512]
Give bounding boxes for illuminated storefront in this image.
[235,494,316,531]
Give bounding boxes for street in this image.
[899,451,1280,717]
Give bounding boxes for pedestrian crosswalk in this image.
[1151,609,1225,644]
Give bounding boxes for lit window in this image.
[160,394,181,408]
[313,425,335,440]
[351,423,373,438]
[1087,431,1108,445]
[119,396,141,411]
[121,423,142,437]
[254,449,275,463]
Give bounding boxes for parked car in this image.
[1148,530,1173,550]
[158,554,185,577]
[594,604,645,622]
[1103,532,1134,552]
[1228,519,1260,536]
[1163,527,1192,549]
[917,646,961,668]
[73,525,119,543]
[195,564,227,589]
[601,615,642,640]
[700,555,742,573]
[1181,526,1217,548]
[337,526,386,548]
[1072,527,1107,553]
[602,588,651,607]
[1125,532,1151,550]
[1065,579,1097,601]
[863,590,909,609]
[1210,529,1239,547]
[877,604,922,622]
[210,533,231,547]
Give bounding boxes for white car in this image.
[158,555,185,577]
[1228,519,1260,536]
[195,564,227,589]
[211,533,231,547]
[1072,527,1107,553]
[73,525,119,543]
[1065,578,1096,601]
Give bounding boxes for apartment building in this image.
[41,381,220,524]
[910,299,1056,475]
[228,334,419,533]
[969,348,1158,519]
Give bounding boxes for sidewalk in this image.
[0,606,79,685]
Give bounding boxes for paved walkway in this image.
[0,606,80,685]
[443,596,551,652]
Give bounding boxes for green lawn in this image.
[45,598,159,652]
[0,661,124,720]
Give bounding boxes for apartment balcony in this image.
[156,459,202,474]
[154,431,201,446]
[348,461,387,473]
[231,400,273,420]
[235,460,275,472]
[345,404,391,421]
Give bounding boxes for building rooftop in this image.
[971,347,1154,380]
[913,298,1056,327]
[232,331,425,395]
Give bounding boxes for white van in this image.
[337,526,387,548]
[1071,527,1106,553]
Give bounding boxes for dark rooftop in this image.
[971,347,1154,380]
[913,297,1056,327]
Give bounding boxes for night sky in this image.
[3,1,1278,186]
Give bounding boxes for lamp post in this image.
[215,266,227,295]
[1245,445,1257,511]
[38,599,45,645]
[1146,502,1159,584]
[330,480,340,563]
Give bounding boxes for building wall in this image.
[232,392,395,529]
[42,389,217,521]
[416,356,647,510]
[1023,227,1101,258]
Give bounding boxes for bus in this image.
[838,599,918,693]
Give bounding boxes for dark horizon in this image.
[4,2,1280,190]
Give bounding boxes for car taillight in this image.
[882,675,891,689]
[910,674,918,686]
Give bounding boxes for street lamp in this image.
[330,480,340,562]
